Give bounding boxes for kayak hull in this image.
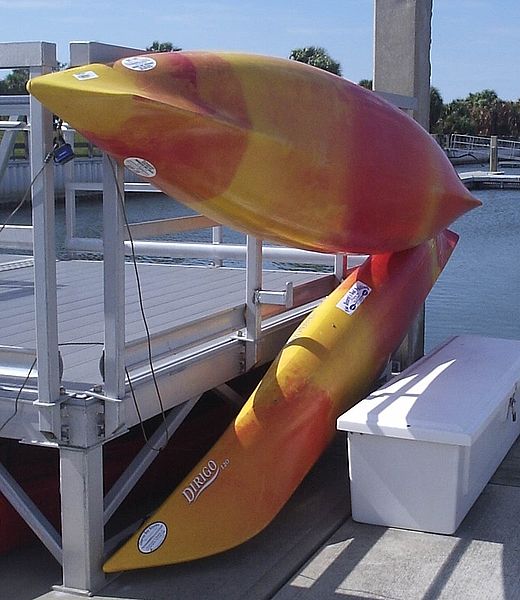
[104,229,458,571]
[27,52,479,254]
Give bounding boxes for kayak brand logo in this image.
[336,280,372,315]
[182,458,229,504]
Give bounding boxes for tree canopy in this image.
[0,68,30,95]
[146,41,182,53]
[432,89,520,137]
[289,46,341,76]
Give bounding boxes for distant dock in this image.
[460,170,520,190]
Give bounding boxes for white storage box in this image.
[337,335,520,534]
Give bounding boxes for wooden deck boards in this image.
[0,259,328,386]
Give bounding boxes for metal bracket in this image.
[254,281,294,308]
[34,391,67,443]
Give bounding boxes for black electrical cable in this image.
[0,151,56,433]
[107,157,169,451]
[0,357,37,434]
[0,152,53,237]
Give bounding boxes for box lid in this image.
[337,335,520,446]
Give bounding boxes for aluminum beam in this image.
[69,41,145,67]
[28,63,60,407]
[245,236,263,369]
[103,397,198,523]
[58,445,104,594]
[0,41,56,69]
[102,155,125,435]
[0,460,62,563]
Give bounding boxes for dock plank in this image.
[0,260,330,386]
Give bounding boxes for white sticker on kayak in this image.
[138,521,167,554]
[73,71,99,81]
[124,157,157,178]
[336,281,372,315]
[122,56,157,72]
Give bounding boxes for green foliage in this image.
[146,41,182,53]
[436,89,520,138]
[429,86,444,132]
[0,68,30,95]
[358,79,373,90]
[289,46,341,76]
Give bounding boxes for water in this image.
[425,183,520,350]
[1,184,519,350]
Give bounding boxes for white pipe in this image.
[66,237,349,265]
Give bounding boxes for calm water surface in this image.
[1,180,519,350]
[425,183,520,350]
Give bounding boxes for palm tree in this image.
[146,41,182,53]
[289,47,341,76]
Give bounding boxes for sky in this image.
[0,0,518,102]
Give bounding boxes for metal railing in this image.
[446,134,520,159]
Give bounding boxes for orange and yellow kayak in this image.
[103,230,458,571]
[28,52,478,254]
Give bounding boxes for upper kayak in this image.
[28,52,480,254]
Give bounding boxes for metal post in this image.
[28,52,62,413]
[102,154,126,434]
[489,135,498,172]
[212,225,223,267]
[245,236,262,369]
[58,445,104,594]
[334,253,348,281]
[63,128,77,250]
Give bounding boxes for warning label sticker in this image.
[138,522,167,554]
[336,281,372,315]
[73,71,99,81]
[121,56,157,72]
[124,157,157,178]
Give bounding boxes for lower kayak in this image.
[104,230,458,571]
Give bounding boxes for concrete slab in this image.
[274,483,520,600]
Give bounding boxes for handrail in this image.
[128,215,219,238]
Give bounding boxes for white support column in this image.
[374,0,432,129]
[245,236,262,370]
[58,445,104,594]
[373,0,433,368]
[102,155,126,434]
[28,48,61,409]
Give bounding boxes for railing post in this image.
[489,135,498,172]
[28,47,62,411]
[245,236,262,370]
[102,154,126,434]
[63,128,76,252]
[212,225,223,267]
